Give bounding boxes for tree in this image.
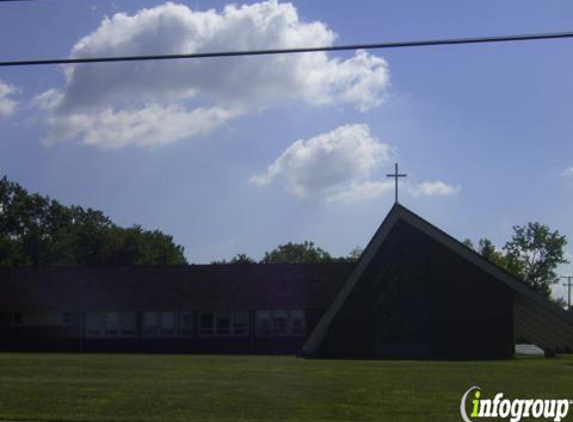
[332,246,364,263]
[551,296,568,309]
[503,222,568,298]
[211,253,256,265]
[0,176,187,267]
[462,238,475,250]
[477,238,510,268]
[345,246,364,262]
[230,253,256,264]
[464,237,506,266]
[464,223,568,301]
[261,241,333,264]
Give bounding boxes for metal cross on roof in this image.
[386,163,407,204]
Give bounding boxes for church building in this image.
[1,204,572,359]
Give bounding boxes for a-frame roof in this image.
[301,203,573,355]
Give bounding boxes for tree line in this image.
[211,242,363,265]
[0,176,187,266]
[0,176,362,267]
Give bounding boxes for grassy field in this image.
[0,353,572,422]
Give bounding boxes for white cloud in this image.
[36,1,390,149]
[249,124,392,200]
[250,124,463,203]
[0,80,18,117]
[409,180,460,197]
[326,180,394,203]
[561,167,573,177]
[42,104,240,150]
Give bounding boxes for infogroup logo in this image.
[460,386,572,422]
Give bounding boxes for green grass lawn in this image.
[0,353,571,422]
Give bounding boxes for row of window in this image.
[86,312,138,338]
[142,311,194,338]
[12,310,306,338]
[198,310,249,336]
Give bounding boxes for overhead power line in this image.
[0,31,572,67]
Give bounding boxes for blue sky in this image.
[0,0,572,300]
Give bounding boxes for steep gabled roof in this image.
[302,204,573,354]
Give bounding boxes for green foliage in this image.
[337,246,364,263]
[261,241,333,264]
[211,253,257,264]
[462,238,474,250]
[476,238,509,268]
[231,253,257,264]
[550,296,568,309]
[214,246,363,265]
[348,246,364,261]
[0,176,187,267]
[468,223,568,300]
[503,222,568,298]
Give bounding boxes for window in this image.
[142,312,178,337]
[199,312,215,336]
[104,313,119,336]
[118,313,135,336]
[290,309,306,336]
[159,312,175,336]
[256,310,306,337]
[86,313,106,337]
[11,311,71,327]
[272,310,288,335]
[142,312,159,337]
[178,311,194,337]
[232,310,249,336]
[199,310,249,336]
[60,311,72,325]
[215,311,231,335]
[256,310,271,337]
[86,312,135,338]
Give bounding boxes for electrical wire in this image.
[0,31,572,67]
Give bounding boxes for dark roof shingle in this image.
[0,263,354,311]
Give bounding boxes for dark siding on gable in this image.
[428,233,514,359]
[322,220,514,359]
[322,221,431,358]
